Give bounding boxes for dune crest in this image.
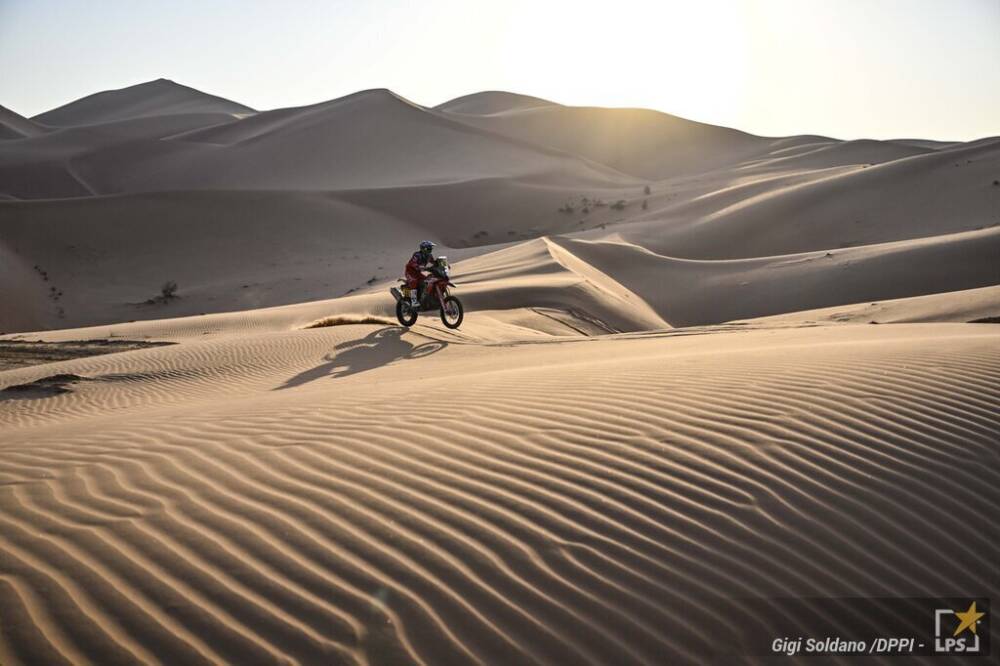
[434,91,557,115]
[0,105,47,140]
[31,78,255,127]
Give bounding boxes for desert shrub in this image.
[143,281,179,305]
[643,185,651,195]
[641,199,648,210]
[610,199,627,210]
[593,199,607,207]
[558,203,575,213]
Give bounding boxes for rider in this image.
[405,240,436,307]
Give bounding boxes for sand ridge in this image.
[1,323,998,664]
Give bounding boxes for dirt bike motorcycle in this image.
[389,257,464,329]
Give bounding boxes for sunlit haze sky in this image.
[2,0,998,140]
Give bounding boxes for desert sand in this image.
[1,80,999,665]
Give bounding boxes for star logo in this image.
[934,599,989,654]
[952,601,985,637]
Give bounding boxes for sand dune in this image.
[438,96,771,180]
[32,78,254,127]
[433,91,556,115]
[738,284,1000,326]
[2,87,637,199]
[621,138,1000,259]
[546,229,1000,325]
[122,89,634,192]
[734,137,932,172]
[1,321,997,665]
[0,160,95,200]
[0,106,47,140]
[10,182,994,333]
[0,190,434,332]
[4,113,996,329]
[0,112,253,199]
[2,80,999,664]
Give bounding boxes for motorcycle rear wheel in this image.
[440,296,464,329]
[396,300,418,327]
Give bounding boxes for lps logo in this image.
[934,601,986,654]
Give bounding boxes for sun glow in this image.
[490,0,751,126]
[2,0,998,139]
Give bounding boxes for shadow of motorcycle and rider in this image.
[275,326,447,390]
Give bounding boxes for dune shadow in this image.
[275,326,446,390]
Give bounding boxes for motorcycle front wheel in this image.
[396,300,418,327]
[440,295,464,329]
